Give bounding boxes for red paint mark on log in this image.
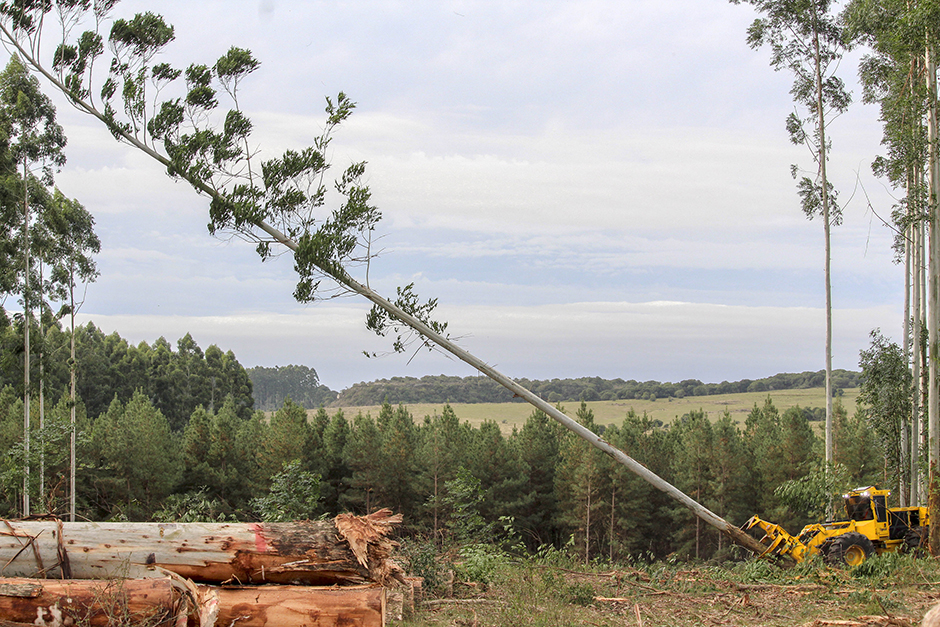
[250,524,268,553]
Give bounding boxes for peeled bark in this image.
[0,510,403,586]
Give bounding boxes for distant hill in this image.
[331,369,859,407]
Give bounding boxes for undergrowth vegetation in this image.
[400,546,940,627]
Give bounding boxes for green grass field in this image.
[327,386,859,434]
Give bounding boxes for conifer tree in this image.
[554,402,607,563]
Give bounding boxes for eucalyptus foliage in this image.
[859,329,912,488]
[0,0,446,354]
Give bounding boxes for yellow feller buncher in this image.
[743,486,929,566]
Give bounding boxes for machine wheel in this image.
[825,532,875,567]
[903,527,928,555]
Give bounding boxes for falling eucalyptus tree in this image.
[0,54,66,516]
[0,1,767,554]
[730,0,851,484]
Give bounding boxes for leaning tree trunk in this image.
[0,511,403,586]
[2,30,768,559]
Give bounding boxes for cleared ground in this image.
[327,387,860,433]
[401,551,939,627]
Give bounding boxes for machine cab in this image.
[843,487,889,523]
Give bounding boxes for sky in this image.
[11,0,905,392]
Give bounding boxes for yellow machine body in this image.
[743,487,929,566]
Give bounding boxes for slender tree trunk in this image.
[927,43,940,554]
[38,261,44,512]
[913,177,923,505]
[585,471,591,565]
[904,201,913,506]
[69,270,76,522]
[609,483,615,562]
[21,159,29,518]
[432,471,438,547]
[807,16,838,520]
[812,20,834,479]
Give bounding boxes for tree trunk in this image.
[0,510,404,586]
[0,578,387,627]
[912,176,923,505]
[0,577,180,627]
[69,274,76,523]
[927,43,940,554]
[904,204,912,506]
[210,584,385,627]
[21,158,29,519]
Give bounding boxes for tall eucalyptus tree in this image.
[844,0,936,505]
[730,0,851,483]
[0,1,767,553]
[0,54,66,516]
[47,190,98,521]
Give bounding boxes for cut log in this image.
[0,510,403,585]
[207,584,385,627]
[0,577,182,627]
[0,577,385,627]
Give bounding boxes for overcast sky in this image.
[19,0,904,391]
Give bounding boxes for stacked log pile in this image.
[0,509,407,627]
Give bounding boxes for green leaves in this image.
[0,55,66,181]
[0,3,447,359]
[108,12,173,60]
[365,283,449,356]
[858,329,911,487]
[251,460,323,522]
[214,47,258,98]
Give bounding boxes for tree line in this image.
[0,319,254,431]
[334,371,860,407]
[0,386,884,562]
[247,364,337,411]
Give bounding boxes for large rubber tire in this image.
[903,527,928,555]
[826,532,875,567]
